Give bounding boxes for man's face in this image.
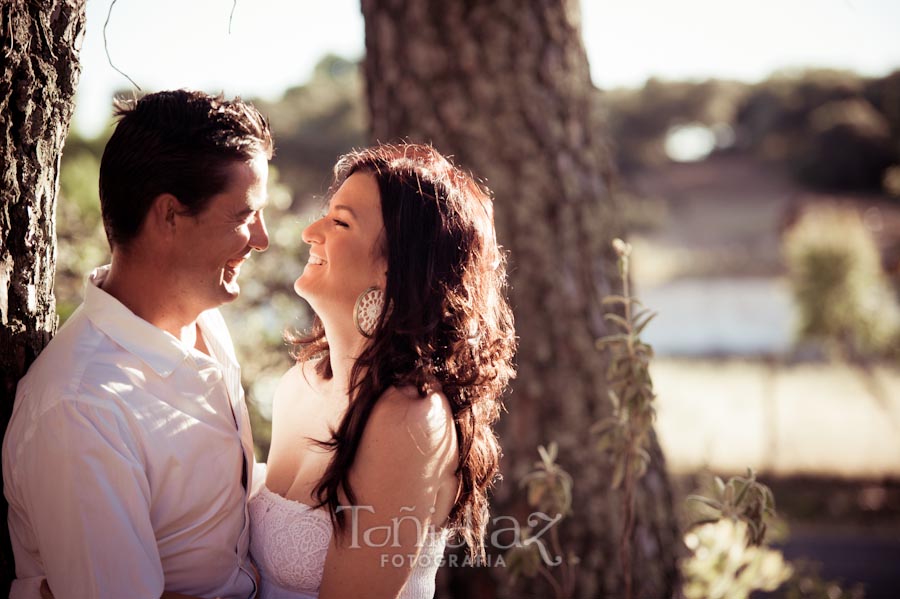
[172,153,269,314]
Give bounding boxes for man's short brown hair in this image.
[99,90,274,248]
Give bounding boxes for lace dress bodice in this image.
[249,485,447,599]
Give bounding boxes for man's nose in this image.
[250,212,269,252]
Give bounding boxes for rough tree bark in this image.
[360,1,680,597]
[0,0,86,591]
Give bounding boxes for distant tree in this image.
[799,98,895,190]
[360,1,680,597]
[0,0,86,591]
[734,70,900,190]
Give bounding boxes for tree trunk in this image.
[360,1,680,597]
[0,0,86,591]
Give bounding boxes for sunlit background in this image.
[57,1,900,596]
[73,0,900,135]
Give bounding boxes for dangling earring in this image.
[354,286,385,338]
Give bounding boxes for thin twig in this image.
[536,563,566,599]
[103,0,141,91]
[550,523,574,596]
[621,450,636,599]
[228,0,237,34]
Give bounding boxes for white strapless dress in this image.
[249,485,448,599]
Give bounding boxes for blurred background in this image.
[56,1,900,596]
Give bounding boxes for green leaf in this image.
[604,313,631,330]
[632,458,648,479]
[631,307,653,323]
[607,389,621,409]
[634,311,658,336]
[601,295,631,305]
[724,481,735,505]
[527,483,547,509]
[690,517,722,527]
[591,416,620,435]
[595,434,614,453]
[519,472,543,488]
[734,480,750,506]
[635,447,651,464]
[546,442,558,463]
[686,495,723,511]
[611,459,625,489]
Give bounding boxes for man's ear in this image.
[146,193,181,238]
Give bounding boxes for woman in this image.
[249,143,516,598]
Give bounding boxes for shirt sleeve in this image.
[12,398,164,599]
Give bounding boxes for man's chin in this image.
[220,268,243,299]
[221,281,241,301]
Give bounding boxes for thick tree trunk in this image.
[0,0,85,591]
[360,1,680,597]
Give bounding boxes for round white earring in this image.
[354,286,385,338]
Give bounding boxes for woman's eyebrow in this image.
[331,204,357,219]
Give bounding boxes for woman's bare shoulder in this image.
[271,361,317,414]
[367,384,456,462]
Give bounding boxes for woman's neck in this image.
[321,318,369,398]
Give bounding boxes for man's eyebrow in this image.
[236,199,267,217]
[248,195,270,210]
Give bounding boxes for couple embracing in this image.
[2,90,516,599]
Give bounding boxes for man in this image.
[2,90,273,598]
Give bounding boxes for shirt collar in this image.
[83,265,190,378]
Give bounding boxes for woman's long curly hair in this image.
[291,143,516,558]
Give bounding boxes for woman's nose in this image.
[301,216,324,245]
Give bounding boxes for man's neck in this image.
[102,255,205,350]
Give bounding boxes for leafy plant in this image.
[506,443,577,598]
[783,204,900,360]
[681,519,793,599]
[686,468,776,546]
[519,442,574,517]
[682,471,861,598]
[593,238,658,599]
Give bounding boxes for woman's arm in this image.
[318,387,458,599]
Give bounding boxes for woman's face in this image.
[295,172,387,314]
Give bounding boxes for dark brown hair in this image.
[99,89,273,248]
[293,143,516,558]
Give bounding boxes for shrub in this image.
[735,70,862,161]
[883,164,900,198]
[798,99,896,190]
[682,519,792,599]
[864,69,900,139]
[783,204,900,359]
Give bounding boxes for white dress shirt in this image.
[2,266,257,599]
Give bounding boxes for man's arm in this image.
[13,397,166,598]
[40,580,206,599]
